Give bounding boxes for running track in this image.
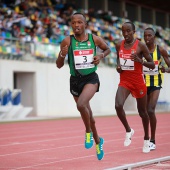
[0,112,170,170]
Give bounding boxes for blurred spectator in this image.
[11,24,20,38]
[0,0,169,64]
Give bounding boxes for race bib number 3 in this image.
[74,49,95,69]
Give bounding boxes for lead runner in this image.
[56,12,111,160]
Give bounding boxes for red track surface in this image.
[0,113,170,170]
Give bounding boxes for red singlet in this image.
[118,39,146,98]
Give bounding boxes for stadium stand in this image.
[0,0,170,67]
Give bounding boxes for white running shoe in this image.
[149,142,156,150]
[124,128,134,146]
[143,140,150,153]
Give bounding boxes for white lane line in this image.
[9,146,170,170]
[0,114,169,134]
[0,129,84,140]
[0,129,146,147]
[0,136,169,157]
[0,143,83,157]
[0,125,83,135]
[0,130,169,147]
[0,124,123,140]
[0,135,83,147]
[0,129,124,147]
[0,124,169,140]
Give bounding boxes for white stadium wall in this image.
[0,60,170,118]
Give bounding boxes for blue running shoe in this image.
[85,132,93,149]
[96,137,104,160]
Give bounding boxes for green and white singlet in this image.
[68,33,97,76]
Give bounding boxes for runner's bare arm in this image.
[92,35,111,65]
[56,37,70,68]
[159,47,170,73]
[139,42,155,69]
[115,42,122,73]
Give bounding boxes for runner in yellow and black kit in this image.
[144,27,170,150]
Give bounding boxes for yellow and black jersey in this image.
[144,45,163,87]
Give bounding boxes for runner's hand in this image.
[93,55,100,65]
[160,65,166,73]
[116,66,122,73]
[130,53,141,62]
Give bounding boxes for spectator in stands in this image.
[115,22,155,153]
[11,24,20,38]
[1,0,170,64]
[56,12,111,160]
[143,27,170,150]
[28,0,39,11]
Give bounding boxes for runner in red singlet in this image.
[115,22,155,153]
[119,39,147,98]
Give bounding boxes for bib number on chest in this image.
[120,53,134,70]
[143,61,159,75]
[73,49,95,69]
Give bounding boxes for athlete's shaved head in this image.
[72,12,86,22]
[144,27,156,35]
[123,22,135,31]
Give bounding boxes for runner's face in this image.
[144,30,155,45]
[71,15,86,35]
[122,23,135,43]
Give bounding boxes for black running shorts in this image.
[70,72,100,97]
[147,86,162,95]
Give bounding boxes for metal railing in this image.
[105,156,170,170]
[0,36,117,66]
